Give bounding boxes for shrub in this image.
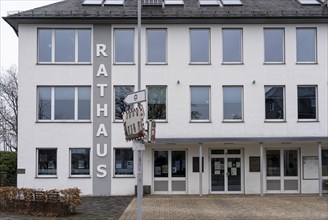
[0,151,17,179]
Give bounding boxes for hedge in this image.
[0,187,82,217]
[0,151,17,179]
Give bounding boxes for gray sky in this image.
[0,0,61,71]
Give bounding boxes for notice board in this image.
[303,156,319,180]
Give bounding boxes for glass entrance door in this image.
[153,150,186,194]
[210,149,243,193]
[266,149,300,193]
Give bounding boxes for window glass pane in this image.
[190,29,210,63]
[227,149,241,154]
[298,86,316,119]
[38,149,57,175]
[38,29,52,62]
[297,28,316,62]
[223,29,242,62]
[78,87,91,120]
[71,149,90,175]
[154,151,168,177]
[322,149,328,176]
[147,29,166,63]
[38,87,51,120]
[223,86,242,120]
[284,150,298,176]
[265,86,284,120]
[191,87,210,120]
[78,29,91,62]
[264,29,284,62]
[115,149,133,175]
[211,149,224,154]
[115,86,134,120]
[55,87,75,120]
[55,29,75,62]
[172,151,186,177]
[267,150,280,176]
[114,29,134,63]
[148,86,166,120]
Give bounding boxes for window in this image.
[114,148,134,176]
[148,86,167,120]
[165,0,184,5]
[114,86,134,120]
[322,149,328,177]
[199,0,221,5]
[38,29,91,63]
[264,28,285,63]
[296,28,317,63]
[104,0,124,5]
[147,29,167,63]
[114,29,134,63]
[37,86,91,121]
[190,29,210,63]
[70,148,90,176]
[223,29,242,63]
[190,86,210,121]
[265,86,285,120]
[297,86,317,120]
[223,86,243,120]
[37,149,57,176]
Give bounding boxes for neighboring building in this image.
[3,0,328,196]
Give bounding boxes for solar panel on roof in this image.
[297,0,320,4]
[82,0,104,5]
[104,0,124,5]
[221,0,243,5]
[199,0,222,5]
[165,0,184,5]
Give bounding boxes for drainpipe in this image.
[260,142,264,196]
[199,143,203,197]
[318,142,322,197]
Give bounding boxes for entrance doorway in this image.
[265,149,300,193]
[153,150,187,194]
[210,149,243,193]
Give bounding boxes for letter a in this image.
[97,64,108,77]
[96,124,108,137]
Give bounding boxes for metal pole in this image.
[318,142,322,197]
[199,143,203,196]
[137,0,143,219]
[260,142,264,196]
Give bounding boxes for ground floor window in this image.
[70,148,90,176]
[322,149,328,192]
[114,148,134,176]
[37,149,57,176]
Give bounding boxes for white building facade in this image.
[4,0,328,196]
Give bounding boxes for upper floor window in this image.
[147,86,167,121]
[297,86,317,120]
[70,148,90,176]
[114,29,134,64]
[114,86,134,121]
[38,29,91,63]
[296,28,317,63]
[37,86,91,121]
[147,29,167,64]
[265,86,285,121]
[190,29,210,64]
[264,28,285,63]
[190,86,210,121]
[222,29,243,63]
[223,86,243,121]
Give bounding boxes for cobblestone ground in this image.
[120,195,328,220]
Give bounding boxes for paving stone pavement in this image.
[1,195,327,220]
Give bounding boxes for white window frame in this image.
[147,85,168,122]
[37,86,91,122]
[296,27,317,64]
[297,85,318,122]
[264,85,286,122]
[114,148,134,177]
[263,28,285,64]
[69,148,91,178]
[113,28,135,64]
[146,28,168,64]
[222,28,243,64]
[222,86,244,122]
[37,28,92,64]
[190,86,211,122]
[189,28,211,64]
[36,148,57,178]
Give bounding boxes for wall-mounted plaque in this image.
[249,157,260,172]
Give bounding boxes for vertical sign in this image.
[93,25,111,195]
